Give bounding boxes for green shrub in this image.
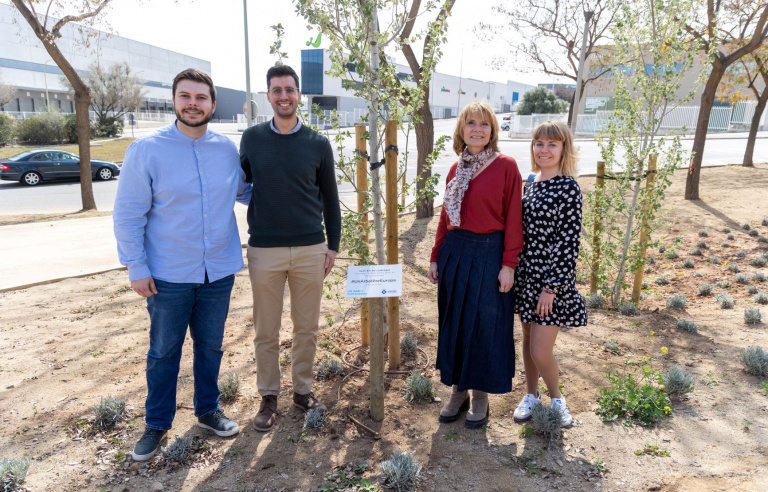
[303,408,326,430]
[666,294,687,309]
[586,294,605,309]
[698,283,714,296]
[14,111,66,144]
[604,339,620,353]
[696,240,708,249]
[93,395,126,430]
[530,404,563,441]
[665,250,679,259]
[735,273,750,285]
[745,307,762,326]
[381,450,422,492]
[163,436,193,463]
[596,361,672,426]
[655,275,670,286]
[750,257,767,268]
[727,263,740,273]
[93,116,124,138]
[682,259,695,269]
[762,218,768,227]
[722,228,731,233]
[404,370,434,402]
[662,365,695,395]
[0,113,15,146]
[735,251,746,258]
[709,255,721,264]
[727,232,735,240]
[758,236,768,244]
[400,332,419,360]
[0,458,30,492]
[754,292,768,305]
[690,248,703,256]
[740,346,768,377]
[676,319,698,333]
[316,359,345,380]
[747,285,759,294]
[619,302,638,316]
[716,292,734,309]
[698,229,709,237]
[749,229,760,237]
[218,371,240,401]
[715,280,731,288]
[742,223,751,231]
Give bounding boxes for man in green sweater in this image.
[240,65,341,432]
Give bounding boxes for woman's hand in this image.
[537,291,556,318]
[498,266,514,293]
[428,262,439,284]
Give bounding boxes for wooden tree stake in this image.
[385,120,400,369]
[632,155,657,304]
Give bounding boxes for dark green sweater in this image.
[239,123,341,251]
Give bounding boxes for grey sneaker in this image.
[551,397,573,427]
[197,409,240,437]
[513,391,542,422]
[131,427,167,462]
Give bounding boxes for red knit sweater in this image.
[430,154,524,268]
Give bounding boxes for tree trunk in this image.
[414,97,435,219]
[75,92,96,209]
[743,91,768,167]
[685,62,726,201]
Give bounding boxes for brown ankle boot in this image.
[465,390,489,429]
[439,386,469,423]
[253,395,277,432]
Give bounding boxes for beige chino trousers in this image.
[247,243,327,396]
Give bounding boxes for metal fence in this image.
[516,101,768,137]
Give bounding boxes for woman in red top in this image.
[428,101,523,428]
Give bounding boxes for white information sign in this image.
[345,264,403,298]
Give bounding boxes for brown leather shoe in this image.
[293,392,327,413]
[253,395,277,432]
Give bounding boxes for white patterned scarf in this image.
[443,147,494,227]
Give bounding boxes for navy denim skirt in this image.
[436,229,515,394]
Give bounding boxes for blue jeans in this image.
[144,275,235,430]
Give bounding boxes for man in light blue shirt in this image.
[114,69,251,462]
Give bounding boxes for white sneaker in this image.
[513,391,541,422]
[551,397,573,427]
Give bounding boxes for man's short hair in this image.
[266,65,300,90]
[173,69,216,103]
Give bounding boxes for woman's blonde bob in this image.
[530,120,579,176]
[452,101,500,155]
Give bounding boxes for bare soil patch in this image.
[1,164,767,491]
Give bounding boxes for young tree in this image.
[717,50,768,167]
[0,70,15,108]
[11,0,113,211]
[682,2,768,199]
[297,0,454,221]
[516,86,568,115]
[82,61,145,125]
[480,0,618,125]
[584,0,705,306]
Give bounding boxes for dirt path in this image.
[1,164,767,491]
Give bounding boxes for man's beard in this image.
[175,107,212,128]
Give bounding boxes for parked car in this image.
[503,114,513,120]
[501,120,511,131]
[0,150,120,186]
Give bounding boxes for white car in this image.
[501,120,511,131]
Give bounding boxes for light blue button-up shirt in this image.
[113,123,252,283]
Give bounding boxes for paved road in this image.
[2,119,767,214]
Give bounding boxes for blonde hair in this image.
[452,101,500,155]
[530,120,578,176]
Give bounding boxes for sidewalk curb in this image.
[0,266,127,293]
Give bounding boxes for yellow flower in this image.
[661,347,668,354]
[602,364,607,368]
[650,330,655,336]
[659,384,665,389]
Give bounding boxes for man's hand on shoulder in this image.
[324,250,337,278]
[131,277,158,298]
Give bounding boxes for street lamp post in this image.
[243,0,253,128]
[571,9,594,134]
[43,59,53,109]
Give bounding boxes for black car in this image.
[0,149,120,186]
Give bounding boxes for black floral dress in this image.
[514,175,587,328]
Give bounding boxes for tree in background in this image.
[516,86,568,115]
[84,61,144,127]
[682,1,768,200]
[479,0,618,125]
[0,70,15,109]
[716,50,768,168]
[11,0,113,211]
[583,0,706,306]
